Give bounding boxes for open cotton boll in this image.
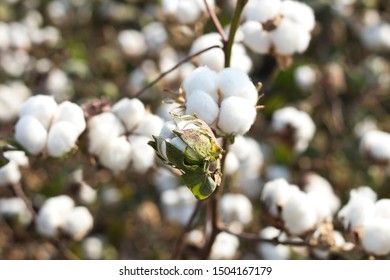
[142,22,168,51]
[359,130,390,162]
[0,197,32,225]
[78,182,97,205]
[182,66,219,102]
[175,0,202,25]
[243,0,282,23]
[219,193,253,226]
[47,121,79,157]
[282,191,317,235]
[3,151,29,167]
[133,114,164,136]
[230,44,253,74]
[98,136,132,173]
[36,195,75,237]
[54,101,86,135]
[185,90,219,125]
[189,33,224,72]
[224,152,240,175]
[0,22,10,50]
[374,199,390,219]
[257,227,290,260]
[350,186,377,202]
[117,29,147,57]
[161,0,178,14]
[240,21,271,54]
[294,65,317,90]
[82,236,104,260]
[15,116,48,155]
[218,96,256,136]
[217,68,258,105]
[62,206,93,241]
[19,95,57,130]
[45,69,73,102]
[112,98,145,131]
[87,112,125,155]
[128,135,155,173]
[0,82,31,122]
[156,102,182,121]
[9,22,31,50]
[209,232,239,259]
[0,161,21,187]
[361,218,390,256]
[280,0,316,32]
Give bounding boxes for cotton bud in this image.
[19,95,57,130]
[361,218,390,256]
[209,232,240,259]
[257,226,289,260]
[112,98,145,131]
[15,116,48,155]
[271,106,315,153]
[219,193,253,227]
[62,206,93,241]
[117,30,147,57]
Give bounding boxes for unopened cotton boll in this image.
[282,191,317,235]
[209,232,239,259]
[54,101,86,135]
[257,227,290,260]
[133,114,164,136]
[47,121,79,157]
[15,116,48,155]
[219,193,253,226]
[244,0,282,23]
[98,136,132,173]
[19,95,58,130]
[117,30,147,57]
[62,206,93,241]
[112,98,145,131]
[185,90,219,125]
[361,218,390,256]
[36,195,75,237]
[218,96,256,136]
[240,21,271,54]
[128,135,155,173]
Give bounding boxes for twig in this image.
[10,182,36,221]
[133,45,222,98]
[203,0,228,43]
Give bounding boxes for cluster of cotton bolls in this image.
[360,10,390,52]
[36,195,93,241]
[337,186,390,256]
[0,81,31,123]
[359,129,390,172]
[87,98,164,174]
[0,150,29,188]
[161,0,215,25]
[15,95,86,157]
[261,174,340,236]
[240,0,315,57]
[182,66,259,136]
[271,106,316,153]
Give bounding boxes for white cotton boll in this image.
[266,165,291,181]
[0,161,21,187]
[230,44,253,74]
[112,98,145,131]
[261,178,299,217]
[3,151,29,167]
[280,0,316,32]
[361,218,390,256]
[159,47,180,83]
[117,30,147,57]
[307,191,333,224]
[374,199,390,219]
[41,26,61,47]
[354,117,377,138]
[350,186,377,202]
[282,191,317,235]
[219,193,253,226]
[47,121,79,157]
[47,0,69,25]
[78,182,97,205]
[182,66,219,102]
[359,130,390,162]
[161,186,196,226]
[159,120,177,140]
[209,232,239,259]
[217,68,258,105]
[236,137,263,175]
[361,23,390,51]
[128,135,155,173]
[0,197,32,225]
[87,112,125,155]
[294,65,317,90]
[0,49,31,77]
[224,152,240,175]
[100,186,122,206]
[62,206,93,241]
[237,174,263,199]
[244,0,282,23]
[98,136,132,173]
[156,102,182,121]
[0,82,31,122]
[36,195,75,238]
[133,114,164,136]
[45,68,73,102]
[82,236,104,260]
[257,227,290,260]
[218,97,256,136]
[142,22,168,51]
[240,21,271,54]
[19,95,58,130]
[189,33,224,72]
[54,101,86,135]
[185,90,219,125]
[153,167,179,192]
[161,0,178,14]
[15,116,48,155]
[175,0,202,25]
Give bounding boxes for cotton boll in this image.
[15,116,48,155]
[98,136,132,173]
[257,227,290,260]
[0,22,10,50]
[0,197,32,225]
[0,161,21,187]
[244,0,282,23]
[294,65,317,90]
[19,95,58,130]
[189,33,224,72]
[240,21,271,54]
[8,22,31,50]
[218,96,256,136]
[209,232,239,259]
[224,152,240,175]
[82,236,104,260]
[156,102,182,121]
[217,68,258,104]
[62,206,93,241]
[361,218,390,256]
[185,90,219,125]
[54,101,86,135]
[133,114,164,136]
[47,121,79,157]
[3,151,29,167]
[112,98,145,131]
[219,193,253,226]
[280,0,316,32]
[45,69,73,102]
[182,66,219,102]
[36,195,75,237]
[350,186,377,202]
[78,182,97,205]
[142,22,168,51]
[117,29,147,57]
[0,82,31,122]
[100,185,122,206]
[0,49,31,77]
[128,135,155,173]
[230,44,253,74]
[354,117,377,139]
[359,130,390,163]
[175,0,202,25]
[374,199,390,219]
[282,191,317,235]
[161,0,178,14]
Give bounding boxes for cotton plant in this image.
[15,95,86,157]
[161,0,215,25]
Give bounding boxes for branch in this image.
[133,45,222,98]
[10,182,36,222]
[203,0,228,43]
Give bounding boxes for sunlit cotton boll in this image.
[361,218,390,256]
[19,95,58,130]
[62,206,93,241]
[133,114,164,136]
[294,65,317,90]
[182,66,219,102]
[374,199,390,219]
[111,98,145,131]
[47,121,79,157]
[54,101,86,135]
[98,136,132,174]
[185,90,219,125]
[15,116,48,155]
[244,0,282,23]
[219,193,253,227]
[0,82,31,122]
[117,29,147,57]
[78,182,97,205]
[257,226,289,260]
[142,22,168,51]
[0,197,32,225]
[128,135,155,173]
[0,151,28,187]
[82,236,104,260]
[240,21,271,54]
[359,130,390,163]
[209,232,240,259]
[280,0,316,32]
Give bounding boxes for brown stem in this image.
[133,45,222,98]
[203,0,228,43]
[10,182,36,221]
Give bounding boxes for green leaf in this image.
[181,172,217,200]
